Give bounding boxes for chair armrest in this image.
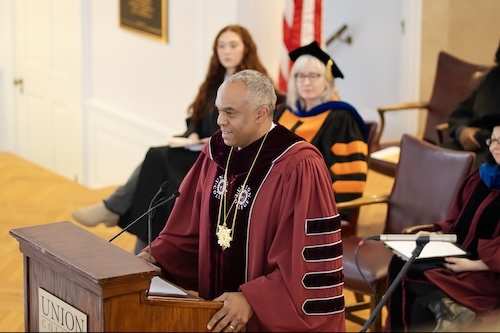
[402,224,435,234]
[375,101,430,145]
[435,123,449,145]
[377,101,429,113]
[336,194,389,210]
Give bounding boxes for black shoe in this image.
[427,297,476,332]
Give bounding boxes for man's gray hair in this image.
[225,69,277,112]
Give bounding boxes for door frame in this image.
[12,0,85,182]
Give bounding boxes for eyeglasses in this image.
[486,137,500,146]
[295,73,322,82]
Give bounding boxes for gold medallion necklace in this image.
[216,132,269,250]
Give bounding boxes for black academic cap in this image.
[288,41,344,79]
[482,113,500,131]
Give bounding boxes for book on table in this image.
[370,146,400,163]
[384,240,468,261]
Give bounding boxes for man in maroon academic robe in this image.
[138,69,346,332]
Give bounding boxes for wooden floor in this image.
[0,151,393,332]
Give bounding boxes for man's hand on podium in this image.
[207,292,253,332]
[137,250,157,264]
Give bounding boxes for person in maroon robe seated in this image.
[136,69,346,332]
[385,113,500,332]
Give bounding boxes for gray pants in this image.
[103,163,145,254]
[103,163,142,215]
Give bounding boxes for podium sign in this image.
[39,288,88,332]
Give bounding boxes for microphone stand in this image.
[147,195,164,263]
[359,239,429,333]
[108,193,178,242]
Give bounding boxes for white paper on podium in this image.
[384,240,467,261]
[148,276,188,297]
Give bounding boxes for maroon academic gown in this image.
[385,170,500,331]
[425,171,500,312]
[148,124,346,332]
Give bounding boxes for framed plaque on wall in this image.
[119,0,168,43]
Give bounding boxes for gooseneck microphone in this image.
[366,234,457,242]
[150,181,170,206]
[108,188,180,243]
[148,181,169,263]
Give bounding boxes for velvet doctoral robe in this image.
[274,101,368,205]
[425,170,500,312]
[385,169,500,331]
[148,123,346,332]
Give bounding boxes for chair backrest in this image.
[423,51,493,144]
[365,120,379,154]
[384,134,475,233]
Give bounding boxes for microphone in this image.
[366,234,457,242]
[108,190,180,243]
[148,181,169,263]
[149,181,170,211]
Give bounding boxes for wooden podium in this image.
[10,221,222,332]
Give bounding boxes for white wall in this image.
[324,0,420,139]
[87,0,284,136]
[0,0,409,188]
[237,0,285,84]
[83,0,285,187]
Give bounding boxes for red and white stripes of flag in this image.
[279,0,323,92]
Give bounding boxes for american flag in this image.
[279,0,323,92]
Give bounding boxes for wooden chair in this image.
[338,134,475,332]
[340,120,378,237]
[369,51,491,177]
[365,120,380,163]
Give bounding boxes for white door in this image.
[15,0,83,181]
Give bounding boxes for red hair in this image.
[188,25,270,123]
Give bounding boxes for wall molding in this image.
[83,99,176,188]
